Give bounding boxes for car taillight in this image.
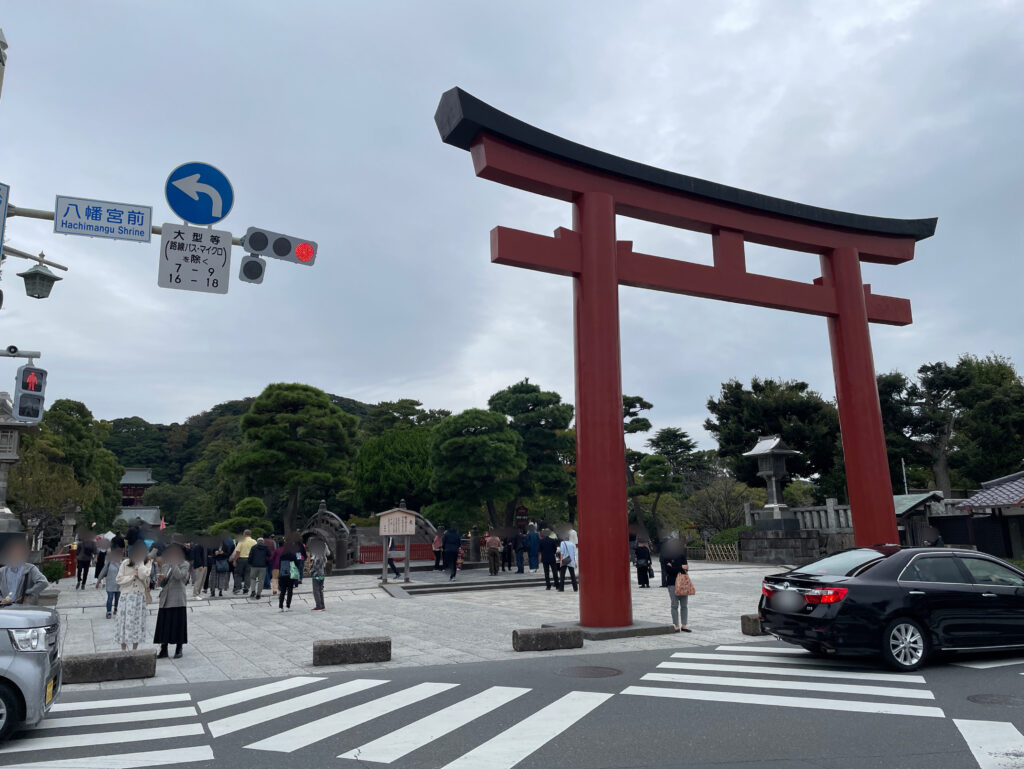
[761,582,776,598]
[803,587,848,605]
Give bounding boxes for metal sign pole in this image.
[404,534,411,583]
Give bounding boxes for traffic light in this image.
[241,227,318,266]
[238,254,266,284]
[14,364,46,423]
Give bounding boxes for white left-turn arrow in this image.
[171,173,223,218]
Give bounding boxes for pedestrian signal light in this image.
[14,364,46,423]
[241,227,318,266]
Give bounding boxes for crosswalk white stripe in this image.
[208,678,387,738]
[37,705,198,729]
[0,723,206,754]
[715,645,810,655]
[48,693,192,712]
[5,745,215,769]
[339,686,530,763]
[658,660,927,683]
[954,719,1024,769]
[672,651,872,668]
[438,691,613,769]
[246,681,457,753]
[197,675,324,713]
[623,685,944,718]
[953,657,1024,670]
[641,672,935,700]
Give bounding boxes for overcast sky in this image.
[0,1,1020,449]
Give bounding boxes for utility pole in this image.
[0,28,8,105]
[901,457,909,495]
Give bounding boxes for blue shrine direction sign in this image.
[165,162,234,226]
[0,182,9,254]
[54,195,153,243]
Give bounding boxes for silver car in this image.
[0,606,61,741]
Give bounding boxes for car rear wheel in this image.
[881,618,929,671]
[0,682,21,743]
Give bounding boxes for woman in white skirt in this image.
[115,541,152,651]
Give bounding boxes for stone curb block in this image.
[313,636,391,665]
[512,626,584,652]
[62,650,157,684]
[740,614,766,636]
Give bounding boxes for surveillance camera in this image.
[5,345,17,355]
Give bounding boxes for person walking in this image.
[293,538,307,587]
[115,542,152,651]
[500,534,514,572]
[269,537,284,596]
[75,535,96,589]
[485,531,502,576]
[278,542,298,611]
[539,531,560,590]
[94,537,108,580]
[230,529,257,594]
[513,528,526,574]
[211,537,233,597]
[659,538,691,632]
[247,538,270,599]
[432,531,443,571]
[0,538,49,606]
[442,524,461,582]
[385,537,401,580]
[525,524,540,573]
[557,536,578,592]
[635,540,652,588]
[263,538,276,593]
[153,543,189,659]
[95,547,123,618]
[190,539,207,599]
[309,542,327,611]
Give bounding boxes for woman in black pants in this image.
[635,540,652,588]
[278,542,296,611]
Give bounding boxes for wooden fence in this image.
[686,543,739,562]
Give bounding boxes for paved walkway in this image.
[55,562,772,691]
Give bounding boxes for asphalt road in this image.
[4,640,1023,769]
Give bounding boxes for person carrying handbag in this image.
[659,538,692,632]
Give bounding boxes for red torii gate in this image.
[435,88,937,629]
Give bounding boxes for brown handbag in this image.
[674,571,696,597]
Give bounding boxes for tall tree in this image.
[39,400,124,528]
[488,380,574,526]
[428,409,526,528]
[221,383,358,535]
[704,378,843,498]
[354,426,434,513]
[362,399,450,437]
[8,436,92,546]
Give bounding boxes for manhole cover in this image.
[557,666,622,679]
[967,694,1024,707]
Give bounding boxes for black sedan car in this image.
[759,546,1024,670]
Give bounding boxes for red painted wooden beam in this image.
[472,134,918,265]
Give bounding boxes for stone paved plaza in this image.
[55,562,773,691]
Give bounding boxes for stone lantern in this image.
[743,435,801,528]
[17,263,62,299]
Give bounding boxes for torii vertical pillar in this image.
[435,87,936,627]
[573,192,631,626]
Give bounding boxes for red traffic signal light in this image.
[18,366,45,393]
[295,242,314,263]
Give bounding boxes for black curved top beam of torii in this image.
[435,87,937,243]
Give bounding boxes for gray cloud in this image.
[0,0,1019,452]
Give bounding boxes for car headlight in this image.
[9,627,46,651]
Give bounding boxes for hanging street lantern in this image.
[16,262,62,299]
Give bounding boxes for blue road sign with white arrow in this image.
[165,162,234,225]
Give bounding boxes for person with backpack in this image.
[278,542,299,611]
[441,524,461,582]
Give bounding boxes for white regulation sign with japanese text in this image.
[158,223,231,294]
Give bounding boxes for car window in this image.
[791,549,885,577]
[959,558,1024,587]
[900,556,969,583]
